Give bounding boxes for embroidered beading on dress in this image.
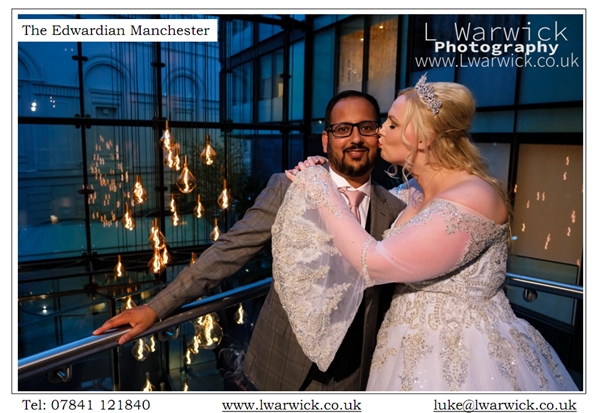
[272,174,577,391]
[365,187,575,391]
[272,166,365,371]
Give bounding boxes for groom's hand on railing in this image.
[93,304,159,345]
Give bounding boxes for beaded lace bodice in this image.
[272,167,573,391]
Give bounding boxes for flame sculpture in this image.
[200,134,217,166]
[190,252,197,266]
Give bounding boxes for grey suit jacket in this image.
[148,172,405,391]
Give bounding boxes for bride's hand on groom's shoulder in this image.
[285,156,327,181]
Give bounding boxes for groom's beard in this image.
[327,142,378,178]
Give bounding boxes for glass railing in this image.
[18,274,583,391]
[18,278,271,391]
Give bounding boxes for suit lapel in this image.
[369,182,392,241]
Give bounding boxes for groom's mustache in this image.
[343,145,369,153]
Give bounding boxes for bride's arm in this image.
[292,166,495,285]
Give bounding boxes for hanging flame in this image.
[114,255,126,278]
[142,373,154,392]
[125,296,136,309]
[185,348,194,366]
[544,234,551,250]
[164,143,181,171]
[160,121,175,150]
[218,179,231,210]
[170,194,179,226]
[133,339,148,361]
[210,218,221,242]
[148,335,156,352]
[148,250,164,274]
[201,134,217,165]
[160,247,171,266]
[194,194,205,218]
[133,175,148,204]
[176,155,196,194]
[234,303,247,325]
[148,220,166,250]
[122,204,135,231]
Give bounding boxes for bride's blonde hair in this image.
[395,81,510,212]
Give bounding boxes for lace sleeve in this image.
[272,167,369,371]
[271,166,506,370]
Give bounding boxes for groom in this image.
[94,90,405,391]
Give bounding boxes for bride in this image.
[272,74,578,391]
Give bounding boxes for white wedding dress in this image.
[271,166,577,391]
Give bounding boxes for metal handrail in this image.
[505,272,583,300]
[17,273,583,382]
[18,278,272,382]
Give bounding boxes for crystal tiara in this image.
[414,73,442,116]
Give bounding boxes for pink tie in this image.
[339,187,365,222]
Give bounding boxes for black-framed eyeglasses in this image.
[326,121,380,138]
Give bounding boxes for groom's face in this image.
[322,97,380,183]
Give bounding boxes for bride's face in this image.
[378,95,417,167]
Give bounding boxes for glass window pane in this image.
[516,108,583,132]
[258,50,284,122]
[471,111,516,133]
[312,28,335,119]
[519,15,583,104]
[230,62,253,123]
[474,142,511,189]
[289,40,305,121]
[367,16,398,111]
[338,17,365,92]
[259,16,282,42]
[18,42,80,118]
[455,15,520,107]
[511,144,583,267]
[18,124,87,261]
[228,19,253,56]
[409,15,457,83]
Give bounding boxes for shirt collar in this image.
[329,168,371,197]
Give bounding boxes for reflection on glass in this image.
[141,371,155,391]
[367,16,398,111]
[132,338,151,362]
[338,17,365,92]
[113,254,126,278]
[511,144,583,266]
